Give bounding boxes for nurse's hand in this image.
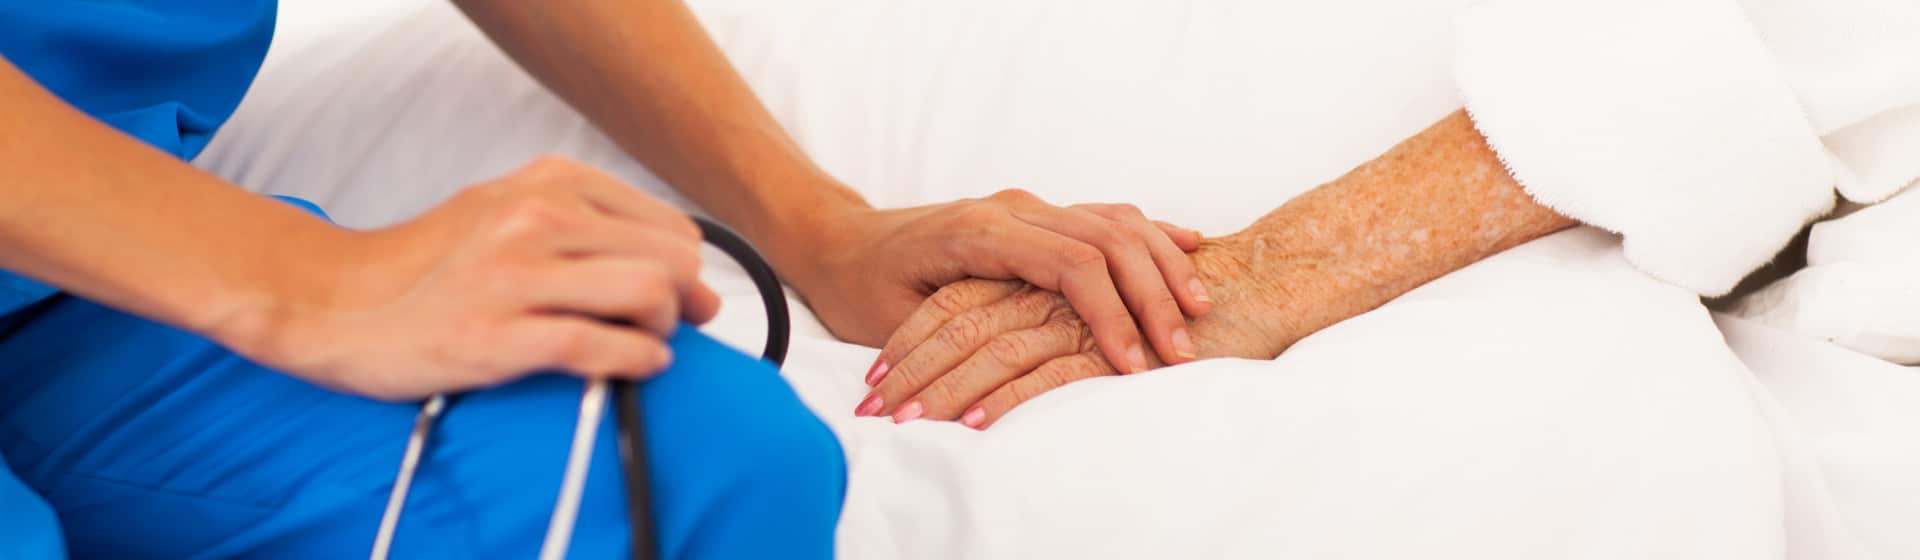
[779,190,1212,378]
[224,157,720,401]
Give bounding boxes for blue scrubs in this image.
[0,2,844,558]
[0,290,844,559]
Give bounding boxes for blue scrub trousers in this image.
[0,293,844,557]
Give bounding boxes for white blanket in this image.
[198,1,1920,557]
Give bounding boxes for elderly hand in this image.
[853,110,1581,428]
[856,236,1300,428]
[780,189,1213,376]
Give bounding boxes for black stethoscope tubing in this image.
[615,216,791,560]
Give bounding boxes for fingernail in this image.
[855,393,884,416]
[1189,278,1212,303]
[961,406,987,429]
[892,401,924,423]
[1171,328,1197,360]
[1126,344,1149,373]
[864,359,890,386]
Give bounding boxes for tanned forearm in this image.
[0,56,358,337]
[1192,109,1576,358]
[454,0,866,270]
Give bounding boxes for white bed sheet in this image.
[197,1,1920,558]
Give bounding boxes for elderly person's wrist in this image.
[1184,110,1576,362]
[1185,233,1301,360]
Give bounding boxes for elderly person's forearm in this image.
[1192,109,1576,359]
[863,109,1579,426]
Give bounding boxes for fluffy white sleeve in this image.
[1454,0,1920,296]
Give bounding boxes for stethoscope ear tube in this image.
[370,217,792,560]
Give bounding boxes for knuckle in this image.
[983,334,1032,366]
[499,198,566,237]
[545,328,591,368]
[1059,244,1107,271]
[954,203,1006,228]
[630,342,669,374]
[1007,377,1047,405]
[1147,291,1181,315]
[629,265,672,299]
[1041,297,1076,322]
[667,240,703,274]
[979,391,1014,415]
[1077,353,1116,376]
[874,365,913,397]
[1053,355,1108,383]
[921,382,964,412]
[927,286,974,317]
[1121,221,1160,244]
[1077,227,1130,253]
[990,188,1038,205]
[1007,288,1057,316]
[1044,315,1098,354]
[1114,203,1146,220]
[1099,307,1136,330]
[463,179,512,202]
[935,313,987,349]
[672,214,701,239]
[523,154,583,178]
[1038,366,1079,391]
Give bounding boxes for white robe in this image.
[1456,0,1920,363]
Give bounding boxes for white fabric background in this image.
[196,1,1920,558]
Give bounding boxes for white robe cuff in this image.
[1454,0,1835,296]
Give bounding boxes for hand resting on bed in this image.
[856,109,1577,427]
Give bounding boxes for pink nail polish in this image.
[892,401,924,424]
[960,407,987,429]
[864,359,890,387]
[855,393,884,416]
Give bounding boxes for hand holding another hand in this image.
[855,111,1581,429]
[780,188,1214,377]
[857,236,1303,429]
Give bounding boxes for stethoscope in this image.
[369,217,792,560]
